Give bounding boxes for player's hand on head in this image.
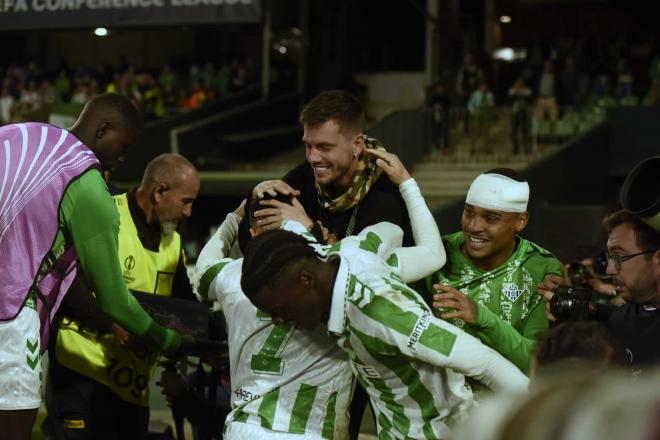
[253,180,300,198]
[255,197,313,231]
[432,284,479,324]
[365,149,411,186]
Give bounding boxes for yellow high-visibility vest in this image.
[55,193,181,406]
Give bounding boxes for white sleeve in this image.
[193,212,242,294]
[387,178,446,283]
[364,298,529,393]
[350,222,404,259]
[435,320,529,392]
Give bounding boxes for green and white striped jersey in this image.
[195,216,433,440]
[198,255,353,439]
[326,241,529,440]
[193,178,457,439]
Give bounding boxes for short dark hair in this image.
[246,192,293,229]
[90,93,142,133]
[299,90,365,136]
[485,168,526,182]
[241,229,322,298]
[534,322,615,369]
[602,209,660,254]
[237,188,296,254]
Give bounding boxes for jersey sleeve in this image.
[386,178,446,283]
[61,170,180,355]
[206,258,237,304]
[471,303,546,374]
[469,256,563,374]
[194,212,242,300]
[353,278,528,392]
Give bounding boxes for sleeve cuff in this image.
[473,303,497,330]
[398,177,418,194]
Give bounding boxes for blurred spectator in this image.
[54,70,71,102]
[426,80,450,152]
[508,77,533,155]
[158,64,177,89]
[19,79,39,114]
[455,52,484,134]
[467,81,495,152]
[559,55,579,107]
[143,74,165,119]
[0,86,15,124]
[182,80,206,109]
[70,82,90,105]
[229,57,247,92]
[38,79,56,106]
[535,59,559,124]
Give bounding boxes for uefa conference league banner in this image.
[0,0,260,29]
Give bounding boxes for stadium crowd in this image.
[0,57,257,126]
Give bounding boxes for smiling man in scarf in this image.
[239,90,415,439]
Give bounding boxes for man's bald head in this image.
[141,153,198,188]
[136,153,200,235]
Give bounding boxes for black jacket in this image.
[282,161,413,244]
[238,161,414,250]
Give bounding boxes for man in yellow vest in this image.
[49,153,200,440]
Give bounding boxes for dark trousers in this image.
[48,359,149,440]
[512,111,531,154]
[432,107,450,150]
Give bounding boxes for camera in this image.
[549,286,597,321]
[566,263,592,289]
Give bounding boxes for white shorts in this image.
[0,306,42,410]
[225,422,320,439]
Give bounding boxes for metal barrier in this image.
[425,104,604,155]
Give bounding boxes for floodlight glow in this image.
[278,46,287,54]
[493,47,515,61]
[94,27,108,37]
[500,16,512,24]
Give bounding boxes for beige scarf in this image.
[316,137,386,213]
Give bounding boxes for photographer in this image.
[559,244,624,309]
[538,210,660,371]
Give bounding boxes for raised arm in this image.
[365,148,446,282]
[194,201,245,301]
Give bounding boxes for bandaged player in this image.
[424,169,564,374]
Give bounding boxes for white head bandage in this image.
[466,173,529,212]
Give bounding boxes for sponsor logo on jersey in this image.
[502,283,523,302]
[407,309,432,351]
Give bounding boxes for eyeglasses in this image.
[605,249,658,272]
